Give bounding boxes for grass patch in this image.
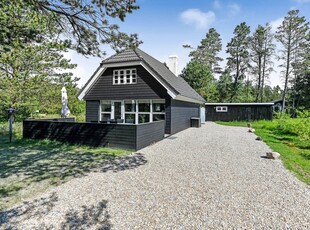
[217,118,310,185]
[0,122,132,210]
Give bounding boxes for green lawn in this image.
[0,122,131,210]
[217,118,310,185]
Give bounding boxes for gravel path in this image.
[1,122,309,229]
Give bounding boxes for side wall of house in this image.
[86,100,100,122]
[205,105,273,121]
[166,99,200,135]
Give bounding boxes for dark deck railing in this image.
[23,119,165,150]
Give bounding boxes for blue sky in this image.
[67,0,310,88]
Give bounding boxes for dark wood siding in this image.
[169,100,200,134]
[165,98,172,134]
[205,105,273,121]
[84,65,168,100]
[136,121,165,150]
[86,100,99,122]
[23,120,165,150]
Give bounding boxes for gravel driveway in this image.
[1,122,309,229]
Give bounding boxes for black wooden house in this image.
[205,103,274,122]
[78,48,206,135]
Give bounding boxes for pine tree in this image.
[249,24,275,102]
[180,60,217,102]
[275,10,309,112]
[226,22,251,102]
[22,0,141,57]
[0,0,78,120]
[183,28,223,73]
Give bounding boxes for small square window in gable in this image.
[113,68,137,85]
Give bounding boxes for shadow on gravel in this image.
[0,139,147,210]
[0,192,58,228]
[0,193,111,229]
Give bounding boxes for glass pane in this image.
[138,114,150,123]
[153,102,165,112]
[101,101,111,112]
[153,114,165,121]
[138,100,150,112]
[114,102,122,119]
[125,114,135,124]
[101,113,111,121]
[125,100,136,112]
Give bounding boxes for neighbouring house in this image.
[205,103,274,122]
[78,48,206,135]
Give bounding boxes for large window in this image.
[101,101,111,120]
[100,99,165,124]
[137,100,150,124]
[113,69,137,85]
[124,100,136,124]
[152,99,165,121]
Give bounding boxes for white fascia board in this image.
[174,95,205,104]
[140,62,176,98]
[205,103,274,106]
[78,61,141,100]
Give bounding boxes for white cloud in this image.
[180,9,215,30]
[213,0,221,9]
[270,17,284,32]
[228,3,241,16]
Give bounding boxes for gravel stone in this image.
[1,122,309,229]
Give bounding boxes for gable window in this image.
[113,69,137,85]
[216,106,228,112]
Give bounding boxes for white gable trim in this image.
[78,61,141,100]
[174,95,205,105]
[78,61,177,100]
[140,62,176,98]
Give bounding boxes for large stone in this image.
[266,151,281,159]
[248,128,256,133]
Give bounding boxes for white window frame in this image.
[216,106,228,112]
[124,100,137,124]
[100,99,165,124]
[100,100,112,121]
[113,68,137,85]
[151,99,165,122]
[137,99,152,124]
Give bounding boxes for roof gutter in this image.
[175,95,205,104]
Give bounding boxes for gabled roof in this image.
[78,48,205,104]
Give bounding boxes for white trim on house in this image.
[175,95,204,105]
[113,68,137,85]
[100,99,165,124]
[216,106,228,112]
[78,66,107,100]
[205,103,274,106]
[139,62,177,99]
[78,61,177,100]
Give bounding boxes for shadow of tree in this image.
[0,137,147,210]
[0,193,111,230]
[0,192,58,228]
[59,201,111,230]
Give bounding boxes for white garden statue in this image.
[61,86,70,118]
